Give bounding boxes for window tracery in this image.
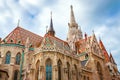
[46,59,52,80]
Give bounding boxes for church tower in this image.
[47,12,55,36]
[67,5,83,51]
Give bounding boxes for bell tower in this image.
[67,5,83,51]
[47,12,55,36]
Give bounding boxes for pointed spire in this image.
[70,5,76,24]
[84,32,87,41]
[17,19,20,27]
[68,5,78,28]
[47,12,55,36]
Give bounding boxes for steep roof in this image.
[99,39,110,62]
[2,27,43,47]
[38,34,78,57]
[75,36,92,53]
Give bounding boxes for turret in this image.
[47,12,55,36]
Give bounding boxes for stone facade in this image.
[0,69,9,80]
[0,5,120,80]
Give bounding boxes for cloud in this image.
[0,0,120,71]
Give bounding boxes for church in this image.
[0,5,120,80]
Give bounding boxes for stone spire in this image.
[47,12,55,36]
[68,5,78,28]
[67,5,83,52]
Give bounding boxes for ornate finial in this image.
[70,5,73,9]
[51,11,52,19]
[46,25,48,33]
[17,19,20,27]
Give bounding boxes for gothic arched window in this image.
[57,60,62,80]
[16,53,21,65]
[67,62,70,80]
[5,51,11,64]
[14,70,19,80]
[97,62,103,80]
[74,65,78,80]
[46,58,52,80]
[36,60,40,80]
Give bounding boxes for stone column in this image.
[10,57,15,65]
[8,65,14,80]
[61,66,64,80]
[63,56,67,80]
[39,66,44,80]
[53,65,58,80]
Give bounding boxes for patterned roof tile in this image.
[3,27,43,47]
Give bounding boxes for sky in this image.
[0,0,120,71]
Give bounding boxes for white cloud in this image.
[0,0,120,71]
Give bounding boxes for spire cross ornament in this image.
[17,19,20,27]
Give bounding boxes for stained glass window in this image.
[46,59,52,80]
[5,52,11,64]
[16,53,21,65]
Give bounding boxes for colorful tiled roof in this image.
[38,34,76,56]
[75,36,92,53]
[99,39,110,62]
[2,27,43,47]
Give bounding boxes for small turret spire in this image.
[68,5,78,28]
[17,19,20,27]
[47,12,55,36]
